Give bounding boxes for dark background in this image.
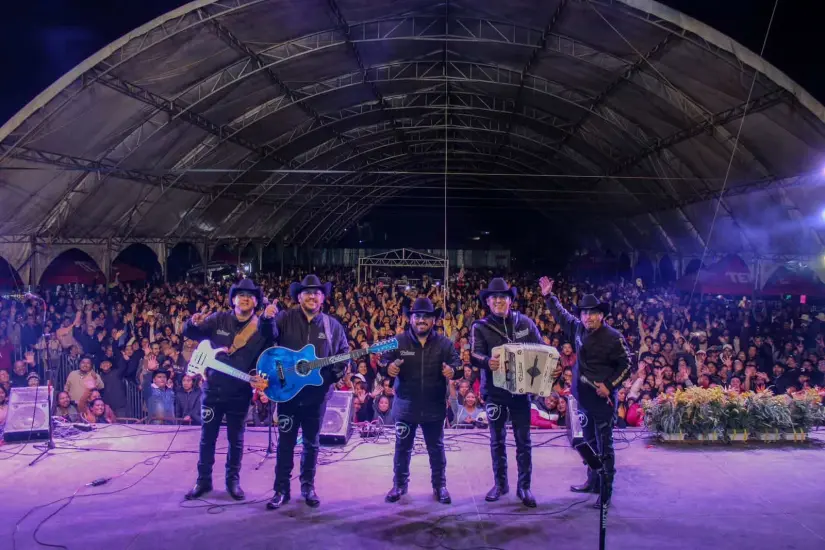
[0,1,819,267]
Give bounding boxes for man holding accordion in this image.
[470,278,544,508]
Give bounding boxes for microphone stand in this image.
[30,333,89,467]
[254,400,277,470]
[570,402,609,550]
[598,462,608,550]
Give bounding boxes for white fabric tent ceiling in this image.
[1,0,825,258]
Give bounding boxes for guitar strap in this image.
[322,313,333,356]
[480,312,518,343]
[227,315,259,355]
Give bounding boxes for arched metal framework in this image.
[1,0,825,260]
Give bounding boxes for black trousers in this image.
[581,410,616,483]
[393,419,447,488]
[274,401,326,493]
[486,397,532,489]
[196,396,248,483]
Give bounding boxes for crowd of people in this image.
[1,267,824,433]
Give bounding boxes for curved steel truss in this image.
[1,0,824,258]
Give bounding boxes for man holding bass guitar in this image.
[267,274,351,511]
[183,279,278,502]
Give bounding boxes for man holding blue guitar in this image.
[382,297,461,505]
[182,279,277,502]
[267,274,351,511]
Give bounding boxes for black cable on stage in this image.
[12,424,184,550]
[9,422,650,545]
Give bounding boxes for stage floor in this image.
[1,425,824,550]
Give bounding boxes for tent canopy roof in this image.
[2,0,825,257]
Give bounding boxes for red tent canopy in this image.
[761,266,825,297]
[40,261,105,286]
[676,255,754,296]
[112,262,147,282]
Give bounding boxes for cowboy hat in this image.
[289,274,333,301]
[403,297,443,319]
[479,278,517,301]
[229,278,263,304]
[574,294,610,316]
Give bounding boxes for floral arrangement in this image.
[643,387,823,441]
[786,389,825,432]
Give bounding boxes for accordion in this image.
[490,344,560,396]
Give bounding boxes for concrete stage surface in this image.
[1,425,824,550]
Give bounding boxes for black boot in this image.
[266,491,290,510]
[385,485,408,503]
[433,487,451,504]
[184,479,213,500]
[517,487,536,508]
[592,474,613,509]
[485,484,509,502]
[570,469,599,494]
[226,478,245,501]
[301,484,320,508]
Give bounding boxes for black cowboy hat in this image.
[289,274,333,301]
[574,294,610,316]
[229,278,263,304]
[403,297,443,319]
[479,277,517,301]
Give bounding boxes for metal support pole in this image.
[203,239,209,284]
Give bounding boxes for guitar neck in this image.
[202,357,251,382]
[309,348,368,370]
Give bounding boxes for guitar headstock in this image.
[368,338,399,354]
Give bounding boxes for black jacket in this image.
[272,307,350,406]
[470,311,543,403]
[99,363,128,411]
[182,311,275,403]
[382,327,461,423]
[175,387,203,424]
[545,295,631,419]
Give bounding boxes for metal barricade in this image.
[12,344,147,422]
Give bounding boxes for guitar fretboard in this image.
[196,355,252,382]
[307,347,369,370]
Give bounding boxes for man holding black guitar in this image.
[267,274,351,511]
[182,279,277,502]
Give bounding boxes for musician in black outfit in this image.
[267,274,350,511]
[382,297,461,505]
[539,277,631,509]
[470,278,543,508]
[183,279,277,501]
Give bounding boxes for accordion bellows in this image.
[491,344,560,396]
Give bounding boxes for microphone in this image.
[580,375,613,407]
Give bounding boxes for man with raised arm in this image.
[539,277,630,509]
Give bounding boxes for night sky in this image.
[0,1,819,262]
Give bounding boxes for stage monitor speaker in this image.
[319,390,353,445]
[3,386,52,442]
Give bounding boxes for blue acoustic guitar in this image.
[187,338,398,403]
